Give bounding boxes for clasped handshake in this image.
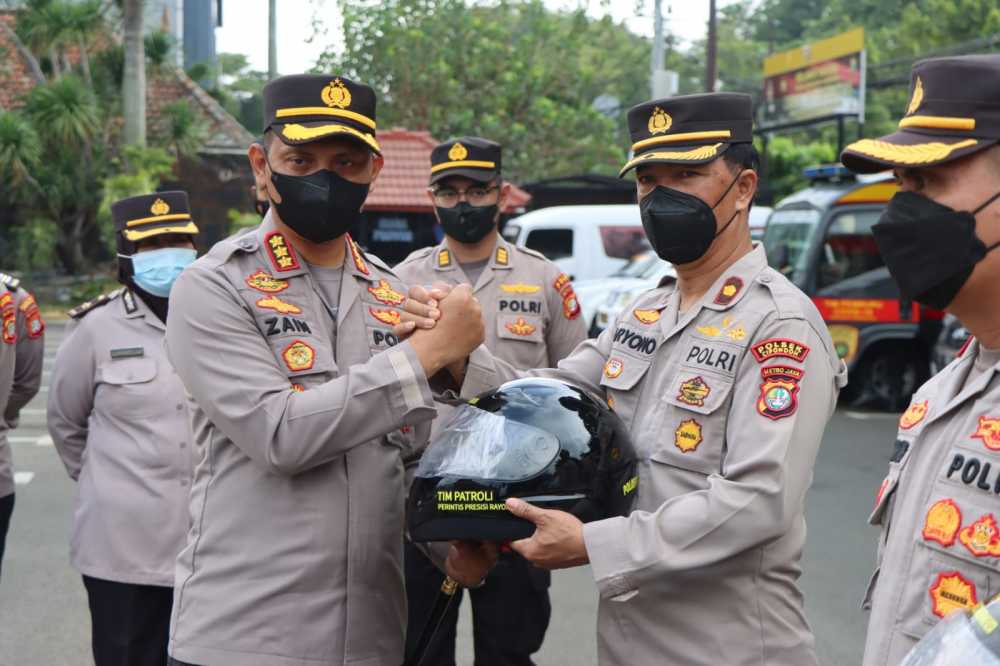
[396,282,483,382]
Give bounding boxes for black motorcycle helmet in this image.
[408,377,639,542]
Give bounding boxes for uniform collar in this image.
[121,288,165,331]
[433,234,513,272]
[924,339,1000,429]
[701,243,767,312]
[254,214,375,283]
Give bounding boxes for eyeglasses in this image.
[432,185,499,208]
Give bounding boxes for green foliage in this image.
[321,0,649,181]
[210,52,267,134]
[103,145,174,202]
[228,207,262,230]
[161,100,208,159]
[761,136,838,202]
[0,111,41,190]
[24,74,99,145]
[144,30,174,69]
[3,217,59,273]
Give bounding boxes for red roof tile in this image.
[367,129,531,214]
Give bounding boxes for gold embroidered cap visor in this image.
[841,128,995,174]
[271,119,381,153]
[122,218,199,242]
[619,141,732,177]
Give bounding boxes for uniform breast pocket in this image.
[97,357,161,418]
[598,354,652,430]
[495,314,546,366]
[651,367,736,477]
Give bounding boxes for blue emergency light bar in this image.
[803,164,854,182]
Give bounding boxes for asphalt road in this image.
[0,322,897,665]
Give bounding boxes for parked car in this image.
[749,205,772,240]
[501,205,646,282]
[590,260,676,336]
[931,314,971,375]
[575,250,660,332]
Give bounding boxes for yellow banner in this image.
[763,27,865,78]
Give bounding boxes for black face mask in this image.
[639,175,741,265]
[266,161,370,243]
[437,202,498,244]
[872,190,1000,310]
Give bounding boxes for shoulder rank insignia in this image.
[256,295,302,315]
[757,366,803,421]
[19,294,44,338]
[677,376,711,407]
[633,308,661,325]
[369,307,401,326]
[246,270,289,293]
[495,247,509,266]
[0,293,11,312]
[0,272,21,291]
[368,279,405,306]
[751,338,810,364]
[929,571,977,618]
[500,283,541,294]
[437,249,452,268]
[552,273,580,320]
[675,419,703,453]
[959,513,1000,558]
[68,289,122,320]
[713,276,743,306]
[505,317,536,336]
[346,234,369,275]
[900,400,929,430]
[282,339,316,372]
[2,308,14,344]
[923,499,962,547]
[265,231,301,272]
[971,416,1000,451]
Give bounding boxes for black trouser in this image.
[405,539,551,666]
[82,575,173,666]
[0,492,13,580]
[167,660,199,666]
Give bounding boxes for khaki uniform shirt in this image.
[862,339,1000,665]
[164,214,437,666]
[0,274,45,499]
[459,245,847,666]
[47,289,193,586]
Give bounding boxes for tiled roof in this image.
[367,129,531,213]
[0,11,43,109]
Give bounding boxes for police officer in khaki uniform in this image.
[47,191,199,666]
[402,93,848,665]
[162,74,490,666]
[395,137,587,665]
[840,55,1000,666]
[0,270,44,579]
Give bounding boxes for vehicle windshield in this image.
[613,252,657,278]
[762,207,821,286]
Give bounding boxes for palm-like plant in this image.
[24,75,100,146]
[0,111,43,193]
[161,100,206,162]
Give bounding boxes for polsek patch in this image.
[751,338,810,364]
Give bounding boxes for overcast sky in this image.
[215,0,744,76]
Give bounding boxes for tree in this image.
[319,0,650,181]
[122,0,145,145]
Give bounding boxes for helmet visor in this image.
[415,404,561,483]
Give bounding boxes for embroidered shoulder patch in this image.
[370,307,401,326]
[713,277,743,305]
[923,499,962,547]
[751,338,810,363]
[495,247,509,265]
[603,357,624,379]
[900,400,929,430]
[756,366,802,421]
[438,249,451,267]
[256,295,302,315]
[265,232,301,272]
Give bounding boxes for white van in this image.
[500,205,646,282]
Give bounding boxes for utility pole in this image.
[268,0,277,80]
[705,0,717,92]
[650,0,663,98]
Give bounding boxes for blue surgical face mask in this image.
[128,247,197,297]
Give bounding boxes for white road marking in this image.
[35,435,53,447]
[14,471,34,485]
[8,436,37,444]
[844,411,900,420]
